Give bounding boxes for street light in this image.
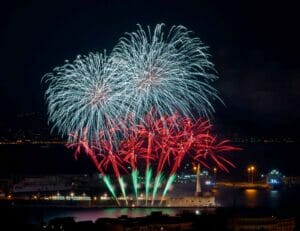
[251,166,255,183]
[247,167,251,182]
[213,167,217,181]
[247,165,255,183]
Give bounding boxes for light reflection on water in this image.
[214,188,285,208]
[244,189,258,208]
[33,187,299,223]
[44,208,179,222]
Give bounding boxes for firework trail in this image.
[67,129,121,205]
[119,131,143,202]
[158,119,240,204]
[145,115,209,204]
[98,134,129,205]
[67,114,239,206]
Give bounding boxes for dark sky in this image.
[1,0,299,138]
[0,0,299,175]
[1,0,300,137]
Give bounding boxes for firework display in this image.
[44,24,219,145]
[68,113,239,206]
[43,23,239,206]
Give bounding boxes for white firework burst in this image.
[43,52,126,144]
[43,23,220,144]
[112,23,221,124]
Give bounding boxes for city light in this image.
[267,169,284,187]
[205,180,212,185]
[247,165,256,183]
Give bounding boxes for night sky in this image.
[0,1,299,175]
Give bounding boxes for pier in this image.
[216,181,271,189]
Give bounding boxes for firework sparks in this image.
[67,114,239,206]
[43,52,127,145]
[112,23,221,124]
[43,24,239,206]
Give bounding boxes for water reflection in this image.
[269,190,280,208]
[30,187,300,223]
[244,189,258,208]
[45,208,178,222]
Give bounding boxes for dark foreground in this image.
[1,206,298,231]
